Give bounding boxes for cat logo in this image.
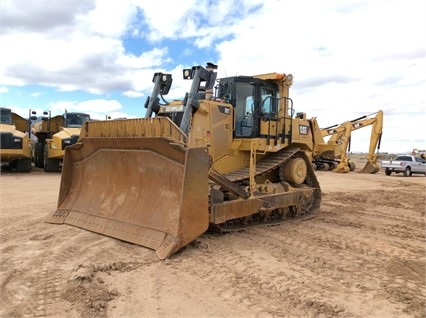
[218,105,231,115]
[299,125,309,135]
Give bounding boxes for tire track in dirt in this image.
[218,229,368,316]
[0,216,40,243]
[185,189,425,318]
[303,209,425,317]
[23,263,64,318]
[321,187,426,317]
[180,233,351,318]
[321,202,424,230]
[0,215,116,317]
[98,178,425,318]
[300,218,423,260]
[0,248,70,317]
[1,168,424,318]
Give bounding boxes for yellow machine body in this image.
[46,65,321,259]
[0,108,32,172]
[32,112,90,172]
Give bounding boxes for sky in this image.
[0,0,425,153]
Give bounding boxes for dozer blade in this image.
[46,137,210,259]
[358,161,380,174]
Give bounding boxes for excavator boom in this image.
[355,110,383,173]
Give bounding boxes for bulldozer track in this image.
[224,148,297,182]
[210,148,321,232]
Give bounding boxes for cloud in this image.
[45,99,124,120]
[117,0,260,48]
[0,0,168,96]
[30,92,44,98]
[0,0,94,33]
[123,91,144,97]
[0,0,425,153]
[0,87,9,93]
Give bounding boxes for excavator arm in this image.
[359,110,383,173]
[321,110,383,174]
[330,121,352,173]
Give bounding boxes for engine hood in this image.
[58,127,81,138]
[0,123,27,138]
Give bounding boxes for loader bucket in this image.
[46,136,210,259]
[359,161,379,174]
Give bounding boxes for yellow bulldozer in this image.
[46,63,321,259]
[0,107,32,172]
[310,110,383,173]
[32,110,91,172]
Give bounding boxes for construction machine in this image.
[310,110,383,173]
[0,107,32,172]
[46,63,321,259]
[32,110,91,172]
[412,149,426,160]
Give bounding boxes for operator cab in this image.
[217,76,281,138]
[0,108,13,125]
[64,113,91,128]
[147,65,294,144]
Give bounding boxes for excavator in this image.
[46,63,321,259]
[310,110,383,173]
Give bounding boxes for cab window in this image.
[235,83,254,137]
[260,87,276,116]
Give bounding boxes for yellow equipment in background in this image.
[32,111,91,172]
[0,107,32,172]
[310,110,383,173]
[412,149,426,159]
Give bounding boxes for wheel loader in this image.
[46,63,321,259]
[0,107,32,172]
[32,110,91,172]
[310,110,383,173]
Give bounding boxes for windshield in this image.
[65,114,90,128]
[0,108,13,125]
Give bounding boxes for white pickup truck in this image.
[381,155,426,177]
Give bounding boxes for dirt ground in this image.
[0,158,425,318]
